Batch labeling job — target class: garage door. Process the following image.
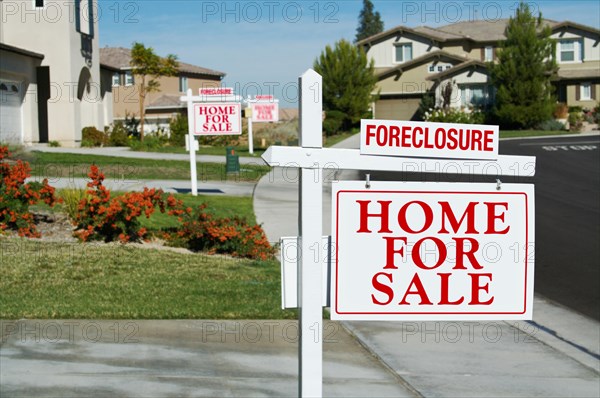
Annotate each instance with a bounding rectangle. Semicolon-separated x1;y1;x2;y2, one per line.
374;98;421;121
0;81;22;144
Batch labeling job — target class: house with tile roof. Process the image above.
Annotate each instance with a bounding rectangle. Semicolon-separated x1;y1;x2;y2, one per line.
358;19;600;121
99;47;225;132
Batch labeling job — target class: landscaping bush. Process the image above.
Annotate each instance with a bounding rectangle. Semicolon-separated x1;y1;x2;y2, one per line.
553;102;569;119
108;121;129;146
169;203;274;260
536;119;566;131
128;131;169;151
59;188;88;220
81;126;108;147
0;145;60;237
594;103;600;124
323;110;346;136
568;111;583;132
72;165;182;243
169;114;188;146
424;107;486;124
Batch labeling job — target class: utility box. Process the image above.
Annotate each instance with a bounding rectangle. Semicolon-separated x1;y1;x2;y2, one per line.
225;146;240;173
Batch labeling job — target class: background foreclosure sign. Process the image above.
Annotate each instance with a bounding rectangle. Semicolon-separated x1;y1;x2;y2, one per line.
361;120;499;160
193;102;241;135
331;181;535;321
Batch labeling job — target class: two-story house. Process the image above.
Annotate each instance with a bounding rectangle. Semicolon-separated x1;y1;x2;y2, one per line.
99;47;225;132
0;0;110;146
358;19;600;121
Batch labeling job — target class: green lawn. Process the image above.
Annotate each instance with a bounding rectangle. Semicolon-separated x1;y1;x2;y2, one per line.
16;152;269;182
134;145;266;158
0;238;293;319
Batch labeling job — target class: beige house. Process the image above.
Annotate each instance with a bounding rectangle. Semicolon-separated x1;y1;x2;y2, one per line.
358;19;600;121
99;47;225;132
0;0;110;147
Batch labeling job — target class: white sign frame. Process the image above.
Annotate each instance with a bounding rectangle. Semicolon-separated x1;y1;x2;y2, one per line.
192;102;242;136
331;181;535;321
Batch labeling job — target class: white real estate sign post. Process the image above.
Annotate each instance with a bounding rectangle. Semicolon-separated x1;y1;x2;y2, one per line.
262;69;536;397
181;88;242;195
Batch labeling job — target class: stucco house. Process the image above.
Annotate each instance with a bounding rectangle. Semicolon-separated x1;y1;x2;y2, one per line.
99;47;225;132
0;0;110;147
358;19;600;121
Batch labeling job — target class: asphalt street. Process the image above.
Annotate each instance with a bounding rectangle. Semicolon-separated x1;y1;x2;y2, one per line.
358;135;600;321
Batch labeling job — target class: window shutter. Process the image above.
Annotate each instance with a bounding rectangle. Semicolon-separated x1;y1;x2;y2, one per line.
592;85;597;100
480;48;484;61
493;47;496;60
75;0;80;32
88;0;94;38
576;85;580;101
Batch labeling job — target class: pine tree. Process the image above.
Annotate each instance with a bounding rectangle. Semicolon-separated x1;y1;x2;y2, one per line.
355;0;384;43
488;2;557;129
130;42;179;141
313;39;378;133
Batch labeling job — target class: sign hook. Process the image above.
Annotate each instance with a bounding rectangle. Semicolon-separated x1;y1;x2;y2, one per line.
366;173;371;189
496;179;502;191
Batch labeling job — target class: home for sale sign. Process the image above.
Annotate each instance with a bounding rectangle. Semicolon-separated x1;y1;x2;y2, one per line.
193;102;241;135
331;181;535;321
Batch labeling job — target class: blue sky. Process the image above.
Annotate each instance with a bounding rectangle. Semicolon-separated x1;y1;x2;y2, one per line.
99;0;600;107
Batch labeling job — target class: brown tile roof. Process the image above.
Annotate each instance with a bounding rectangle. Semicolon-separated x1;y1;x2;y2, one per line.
375;50;471;79
146;94;185;110
426;60;488;81
358;18;598;46
99;47;225;78
556;68;600;81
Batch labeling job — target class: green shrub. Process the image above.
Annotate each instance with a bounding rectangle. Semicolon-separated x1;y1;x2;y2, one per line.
323;110;347;136
108;121;129;146
536;119;566;131
169;114;188;146
416;92;435;121
568;112;583;132
48;140;61;147
424;107;486;124
128;132;169;151
568;106;583;113
81;126;108;147
59;188;88;220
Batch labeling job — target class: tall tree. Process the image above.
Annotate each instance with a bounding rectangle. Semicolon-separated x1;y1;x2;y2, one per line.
488;2;557;129
355;0;384;43
313;39;378;130
130;42;179;141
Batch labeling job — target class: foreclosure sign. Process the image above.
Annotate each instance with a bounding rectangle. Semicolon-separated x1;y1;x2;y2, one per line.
331;181;535;321
193;102;241;135
361;120;499;160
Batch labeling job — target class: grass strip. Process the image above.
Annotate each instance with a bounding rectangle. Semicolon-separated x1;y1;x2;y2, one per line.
15;152;270;182
0;238;293;319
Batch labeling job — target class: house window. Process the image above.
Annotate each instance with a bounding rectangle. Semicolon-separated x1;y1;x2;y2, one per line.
445;65;451;70
428;65;435;73
580;82;592;100
558;39;582;63
484;46;494;62
437;65;443;72
395;43;412;63
179;76;188;92
125;71;134;86
111;73;120;87
75;0;94;37
460;84;492;107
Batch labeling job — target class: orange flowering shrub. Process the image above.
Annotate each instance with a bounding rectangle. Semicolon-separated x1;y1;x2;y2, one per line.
169;203;275;260
0;145;60;237
72;165;183;243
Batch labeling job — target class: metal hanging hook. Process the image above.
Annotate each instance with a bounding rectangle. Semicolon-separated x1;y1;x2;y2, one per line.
366;173;371;189
496;179;502;191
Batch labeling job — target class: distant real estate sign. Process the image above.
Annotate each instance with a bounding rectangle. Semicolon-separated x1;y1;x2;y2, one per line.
251;99;279;123
361;120;499;160
331;181;535;321
192;102;241;135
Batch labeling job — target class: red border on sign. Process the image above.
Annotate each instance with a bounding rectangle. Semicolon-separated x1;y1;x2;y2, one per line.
334;190;530;315
192;102;242;136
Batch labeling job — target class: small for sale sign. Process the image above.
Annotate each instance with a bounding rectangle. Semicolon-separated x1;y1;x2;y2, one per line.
193;102;241;136
331;181;535;321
